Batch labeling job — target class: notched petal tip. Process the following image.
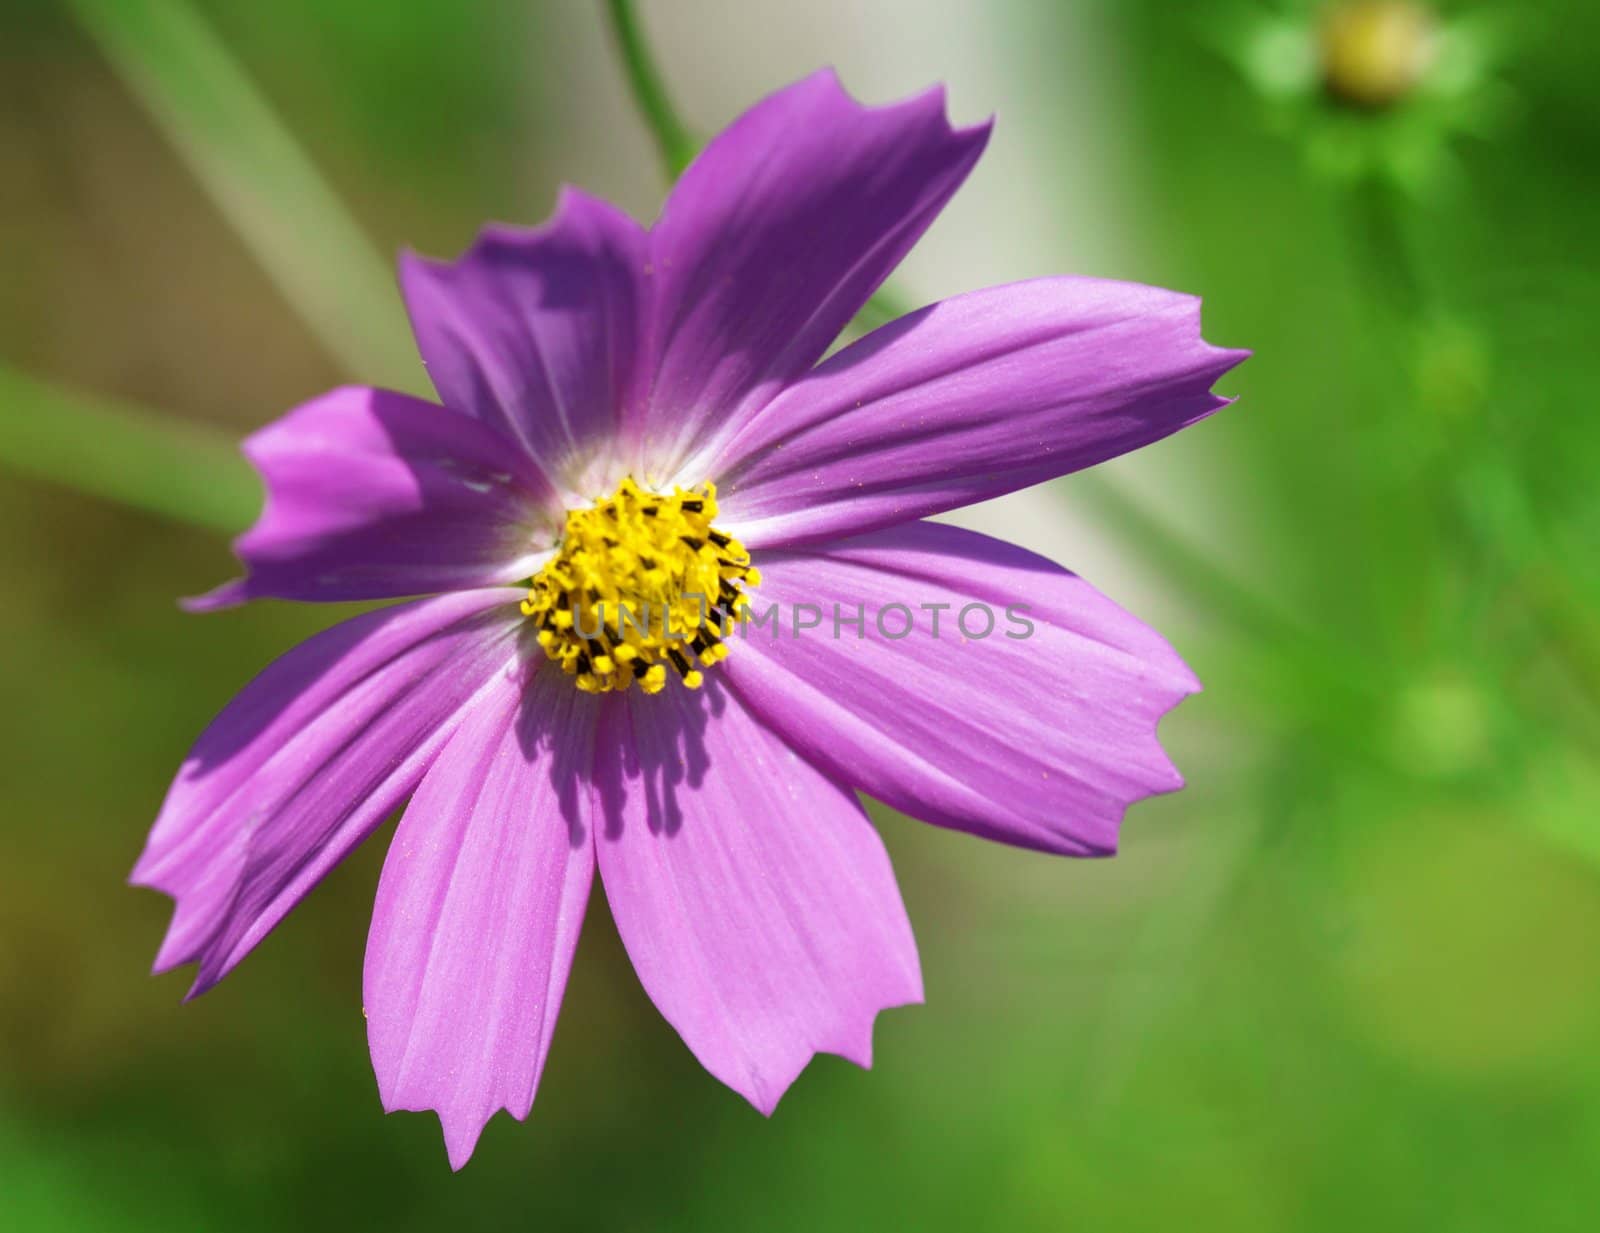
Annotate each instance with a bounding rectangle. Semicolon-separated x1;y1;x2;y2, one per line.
135;899;226;1002
441;1114;487;1173
371;1060;537;1173
402;183;647;273
797;64;995;147
904;81;997;150
375;1098;516;1173
666;67;994;227
835;983;927;1073
127;857;210;990
179;972;216;1005
1164;304;1251;433
1190;308;1252;382
373;1059;546;1170
179;579;248;613
734;988;925;1119
1110;668;1203;836
1203;347;1253;395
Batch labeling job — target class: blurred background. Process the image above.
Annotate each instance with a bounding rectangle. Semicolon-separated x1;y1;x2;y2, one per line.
3;0;1599;1228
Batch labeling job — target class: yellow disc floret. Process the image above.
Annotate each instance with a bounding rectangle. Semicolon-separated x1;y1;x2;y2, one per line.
521;478;760;694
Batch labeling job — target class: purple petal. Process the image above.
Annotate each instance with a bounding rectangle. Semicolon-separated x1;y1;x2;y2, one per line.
706;277;1248;548
401;186;650;492
365;666;597;1171
134;589;527;997
723;521;1199;855
646;68;990;475
188;387;559;610
594;682;921;1114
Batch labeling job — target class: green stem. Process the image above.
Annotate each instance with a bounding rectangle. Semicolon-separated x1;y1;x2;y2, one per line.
603;0;698;180
0;366;256;534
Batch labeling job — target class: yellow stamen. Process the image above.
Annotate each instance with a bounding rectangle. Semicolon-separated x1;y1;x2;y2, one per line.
523;478;759;694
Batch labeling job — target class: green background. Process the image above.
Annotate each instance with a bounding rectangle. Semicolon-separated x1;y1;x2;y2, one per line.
3;1;1598;1228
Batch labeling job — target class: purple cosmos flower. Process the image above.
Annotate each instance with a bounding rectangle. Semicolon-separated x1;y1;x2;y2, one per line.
135;69;1246;1168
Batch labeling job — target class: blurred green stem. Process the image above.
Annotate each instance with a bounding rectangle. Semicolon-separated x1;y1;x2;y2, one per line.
603;0;698;179
1349;179;1423;319
67;0;422;392
0;366;255;534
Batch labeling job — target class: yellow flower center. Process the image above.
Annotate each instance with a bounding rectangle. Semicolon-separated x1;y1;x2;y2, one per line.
521;478;760;695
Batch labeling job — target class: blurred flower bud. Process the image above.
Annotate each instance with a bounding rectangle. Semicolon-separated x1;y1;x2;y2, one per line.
1222;1;1511;191
1319;2;1440;109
